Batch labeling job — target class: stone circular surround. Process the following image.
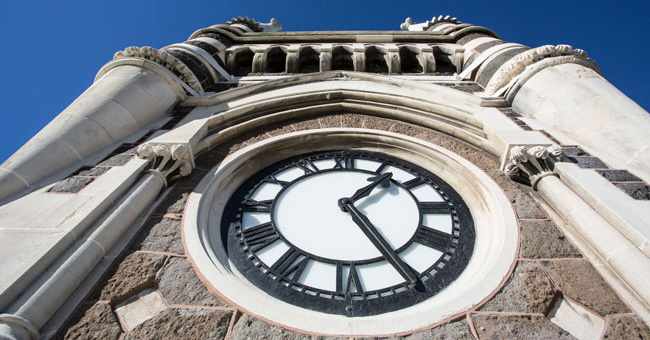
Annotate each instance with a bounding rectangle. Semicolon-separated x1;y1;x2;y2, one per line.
183;128;519;336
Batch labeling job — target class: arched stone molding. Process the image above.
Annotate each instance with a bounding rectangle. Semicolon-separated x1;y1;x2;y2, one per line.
331;45;354;71
227;46;255;76
364;45;388;73
391;45;426;73
110;46;205;94
484;44;598;97
176;72;512;160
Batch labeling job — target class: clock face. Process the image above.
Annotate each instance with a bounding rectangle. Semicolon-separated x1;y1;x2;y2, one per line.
222;150;474;316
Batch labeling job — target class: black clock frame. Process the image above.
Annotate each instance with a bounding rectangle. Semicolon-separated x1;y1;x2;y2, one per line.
222;150;475;317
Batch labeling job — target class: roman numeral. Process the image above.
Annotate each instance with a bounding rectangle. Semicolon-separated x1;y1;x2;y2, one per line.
419;201;450;214
296;160;318;174
271;248;308;282
265;175;289;187
242;222;280;252
403;177;425;189
242;199;273;212
337;263;363;296
414;226;451;252
333;153;354;169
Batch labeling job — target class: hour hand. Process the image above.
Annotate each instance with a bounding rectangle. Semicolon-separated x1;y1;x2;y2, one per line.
348;172;393;204
339;199;419;284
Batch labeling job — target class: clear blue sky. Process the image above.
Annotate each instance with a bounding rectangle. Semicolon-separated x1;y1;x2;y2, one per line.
1;0;648;163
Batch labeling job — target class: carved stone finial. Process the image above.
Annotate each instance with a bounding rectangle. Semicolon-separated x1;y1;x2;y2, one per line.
227;16;282;32
400;15;459;31
137;143;193;185
504;145;563;189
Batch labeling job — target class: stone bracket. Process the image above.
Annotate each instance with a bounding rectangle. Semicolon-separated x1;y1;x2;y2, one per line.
504;145;563;189
136;143;194;187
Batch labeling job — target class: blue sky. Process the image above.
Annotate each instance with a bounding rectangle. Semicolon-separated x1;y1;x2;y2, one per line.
1;0;648;163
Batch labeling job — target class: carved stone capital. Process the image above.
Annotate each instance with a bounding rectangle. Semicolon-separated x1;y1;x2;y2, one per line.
400;15;459;31
504;145;563;189
136;143;194;186
113;46;204;94
485;44;595;96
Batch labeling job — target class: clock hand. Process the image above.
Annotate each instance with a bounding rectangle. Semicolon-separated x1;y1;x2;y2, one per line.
338;198;419;284
339;173;392;213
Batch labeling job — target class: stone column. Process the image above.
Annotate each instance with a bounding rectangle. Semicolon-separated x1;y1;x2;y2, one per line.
511;62;650;183
0;64;180;204
0;143;193;340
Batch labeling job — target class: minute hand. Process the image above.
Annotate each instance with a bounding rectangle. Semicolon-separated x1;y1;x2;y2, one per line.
341;200;419;284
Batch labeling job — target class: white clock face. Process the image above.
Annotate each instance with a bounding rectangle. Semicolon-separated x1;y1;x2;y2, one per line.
224;150;474;316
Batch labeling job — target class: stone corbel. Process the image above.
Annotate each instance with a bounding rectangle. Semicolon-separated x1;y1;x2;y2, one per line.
136;143;194;187
504;145;563;189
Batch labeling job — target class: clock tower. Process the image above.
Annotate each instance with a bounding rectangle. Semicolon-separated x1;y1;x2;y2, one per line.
0;16;649;339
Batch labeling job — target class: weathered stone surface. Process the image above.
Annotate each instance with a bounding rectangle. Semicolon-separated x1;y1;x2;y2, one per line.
77;166;110;176
174;168;208;188
520;220;581;258
542;260;630;316
157;257;225;306
99;252;165;303
472;315;574;339
363;116;393;130
597;169;641;182
267;123;296;136
341;113;364;128
131;218;184;254
388;122;425;137
505;190;548;219
155;189;191;215
230;314;343;340
98;154;133;166
389;320;474;339
63;303;122;340
480;261;556;314
291;117;321;131
50;177;94;193
615;183;650;200
487;169;521;190
240;129;271;147
193;148;228;171
603;316;650;339
565;155;608;169
125;309;231;340
319;114;341;128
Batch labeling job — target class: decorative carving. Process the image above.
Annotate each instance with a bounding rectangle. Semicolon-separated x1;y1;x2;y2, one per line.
227;17;282;32
400;15;459;31
504;145;563;189
136;143;193;185
485;45;592;96
113;46;204;94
